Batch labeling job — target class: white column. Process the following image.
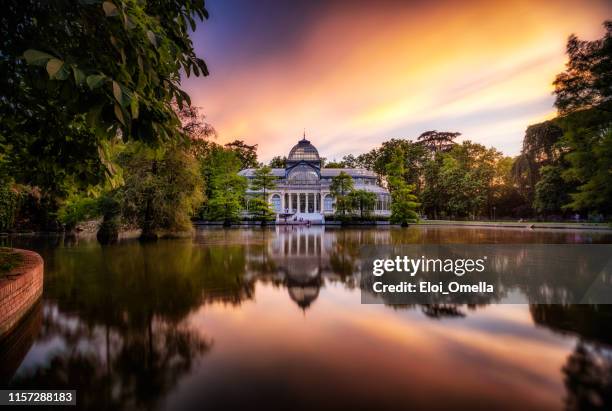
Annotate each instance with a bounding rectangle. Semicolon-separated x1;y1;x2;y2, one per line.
305;193;309;213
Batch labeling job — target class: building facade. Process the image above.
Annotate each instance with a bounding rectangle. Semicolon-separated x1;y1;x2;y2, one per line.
239;136;391;222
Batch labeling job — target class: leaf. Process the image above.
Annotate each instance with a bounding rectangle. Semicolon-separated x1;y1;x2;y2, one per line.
102;1;119;17
46;58;65;78
146;30;157;47
130;95;139;119
86;105;103;128
23;49;55;66
112;81;123;105
72;67;86;85
86;74;106;90
114;103;126;126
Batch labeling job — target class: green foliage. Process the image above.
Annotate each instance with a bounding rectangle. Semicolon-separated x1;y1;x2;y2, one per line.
0;248;22;274
357;138;428;190
1;0;209;226
0;180;20;231
117;143;203;236
560;118;612;214
57;194;100;231
534;166;571;214
512;121;564;206
12;0;209;142
386;149;419;225
524;21;612;217
330;172;354;218
203;149;247;225
250;166;277;194
224;140;258;169
249;165;277;223
420;141;502;219
269;156;287;168
247;197;276;223
554;21;612;115
348;189;377;219
96;194;121;243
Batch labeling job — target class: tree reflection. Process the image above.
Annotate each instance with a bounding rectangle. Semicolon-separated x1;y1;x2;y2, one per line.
10;306;212;410
531;305;612;411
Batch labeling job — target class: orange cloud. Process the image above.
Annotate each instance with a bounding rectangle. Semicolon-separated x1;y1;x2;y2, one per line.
187;0;611;161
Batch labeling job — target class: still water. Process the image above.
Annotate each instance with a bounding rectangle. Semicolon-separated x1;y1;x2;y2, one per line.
1;226;612;411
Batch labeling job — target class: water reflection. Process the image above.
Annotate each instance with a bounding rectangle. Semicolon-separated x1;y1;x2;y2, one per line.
0;226;611;410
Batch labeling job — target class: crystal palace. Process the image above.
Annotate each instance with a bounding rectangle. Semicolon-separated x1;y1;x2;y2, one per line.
239;135;391;223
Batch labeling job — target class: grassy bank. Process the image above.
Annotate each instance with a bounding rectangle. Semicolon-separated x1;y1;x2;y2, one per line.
0;248;22;276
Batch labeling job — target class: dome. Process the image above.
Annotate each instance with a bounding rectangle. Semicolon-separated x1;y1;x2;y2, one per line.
288;137;320;162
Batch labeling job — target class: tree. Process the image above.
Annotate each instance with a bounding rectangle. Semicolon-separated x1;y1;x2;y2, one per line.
225;140;258;169
358;139;428;191
117;143;203;239
330;172;354;219
512;121;564;207
386;149;419;226
534;165;571;215
549;22;612;216
324;161;345;168
560;121;612;215
341;154;359;168
0;0;209;227
417;130;460;152
249;166;277;224
205;150;247;226
57;194;100;236
348;189;376;219
553;21;612;115
269;156;287;168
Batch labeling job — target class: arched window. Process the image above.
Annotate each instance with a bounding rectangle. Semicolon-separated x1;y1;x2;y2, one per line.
288;164;319;185
324;195;333;212
271;194;282;212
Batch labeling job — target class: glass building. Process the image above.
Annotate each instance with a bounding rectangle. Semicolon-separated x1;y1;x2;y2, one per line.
239;135;391;223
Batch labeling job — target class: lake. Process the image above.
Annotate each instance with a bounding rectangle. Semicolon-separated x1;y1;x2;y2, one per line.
1;226;612;410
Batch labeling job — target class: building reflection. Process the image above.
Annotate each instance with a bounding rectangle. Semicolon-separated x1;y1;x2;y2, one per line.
244;226;382;309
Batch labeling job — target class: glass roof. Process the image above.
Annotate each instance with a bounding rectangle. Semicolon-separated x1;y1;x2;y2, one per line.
288;138;320;161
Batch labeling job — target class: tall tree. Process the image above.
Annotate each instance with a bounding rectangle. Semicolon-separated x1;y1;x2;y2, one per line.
553;21;612;115
205;149;247;226
347;189;376;219
0;0;209;225
330;172;354;219
417;131;460;152
533;165;571;215
550;22;612;216
386;149;419;226
249;165;277;224
117;143;204;239
512;121;564;207
268;156;287;168
225;140;258;169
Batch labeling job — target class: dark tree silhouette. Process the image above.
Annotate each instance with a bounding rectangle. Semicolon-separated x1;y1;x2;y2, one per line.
417;130;460;152
554;21;612;115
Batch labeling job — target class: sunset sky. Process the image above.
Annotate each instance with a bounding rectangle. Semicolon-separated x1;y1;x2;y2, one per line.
184;0;611;162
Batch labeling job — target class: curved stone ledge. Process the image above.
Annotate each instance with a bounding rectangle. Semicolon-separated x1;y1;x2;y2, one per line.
0;249;44;338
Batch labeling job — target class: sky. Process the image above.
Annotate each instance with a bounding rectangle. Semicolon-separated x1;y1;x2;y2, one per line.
183;0;612;162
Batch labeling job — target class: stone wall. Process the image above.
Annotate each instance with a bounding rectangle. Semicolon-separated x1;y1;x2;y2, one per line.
0;249;44;337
